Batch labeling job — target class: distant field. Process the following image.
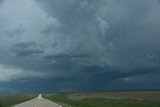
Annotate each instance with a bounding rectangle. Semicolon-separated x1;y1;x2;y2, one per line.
43;91;160;107
0;94;37;107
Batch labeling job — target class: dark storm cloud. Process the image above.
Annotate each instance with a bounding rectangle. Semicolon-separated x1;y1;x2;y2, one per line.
0;27;24;37
37;0;160;70
12;42;44;57
0;0;160;92
45;54;90;59
14;42;36;48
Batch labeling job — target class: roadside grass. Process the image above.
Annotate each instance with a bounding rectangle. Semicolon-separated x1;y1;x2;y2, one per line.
0;94;37;107
43;92;160;107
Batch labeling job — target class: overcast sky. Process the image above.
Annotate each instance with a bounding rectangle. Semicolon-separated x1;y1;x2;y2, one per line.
0;0;160;94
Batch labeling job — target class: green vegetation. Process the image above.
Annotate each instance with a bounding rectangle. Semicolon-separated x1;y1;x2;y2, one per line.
0;94;37;107
0;92;159;107
43;93;160;107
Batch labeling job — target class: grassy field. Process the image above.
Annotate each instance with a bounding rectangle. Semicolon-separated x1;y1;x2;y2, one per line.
0;94;37;107
0;92;159;107
43;91;160;107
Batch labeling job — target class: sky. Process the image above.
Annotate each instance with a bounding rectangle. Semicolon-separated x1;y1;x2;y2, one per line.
0;0;160;94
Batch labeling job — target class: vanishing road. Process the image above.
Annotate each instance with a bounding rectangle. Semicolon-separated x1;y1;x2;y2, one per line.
14;94;62;107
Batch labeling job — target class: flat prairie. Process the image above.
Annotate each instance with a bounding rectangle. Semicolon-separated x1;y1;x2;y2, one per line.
68;91;160;100
43;91;160;107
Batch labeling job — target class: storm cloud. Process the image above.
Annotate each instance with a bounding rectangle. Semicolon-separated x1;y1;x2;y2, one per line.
0;0;160;93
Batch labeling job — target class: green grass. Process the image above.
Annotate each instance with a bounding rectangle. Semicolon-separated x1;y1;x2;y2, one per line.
0;94;37;107
43;93;160;107
0;92;159;107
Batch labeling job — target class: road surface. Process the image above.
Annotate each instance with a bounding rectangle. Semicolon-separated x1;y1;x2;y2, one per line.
14;94;62;107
